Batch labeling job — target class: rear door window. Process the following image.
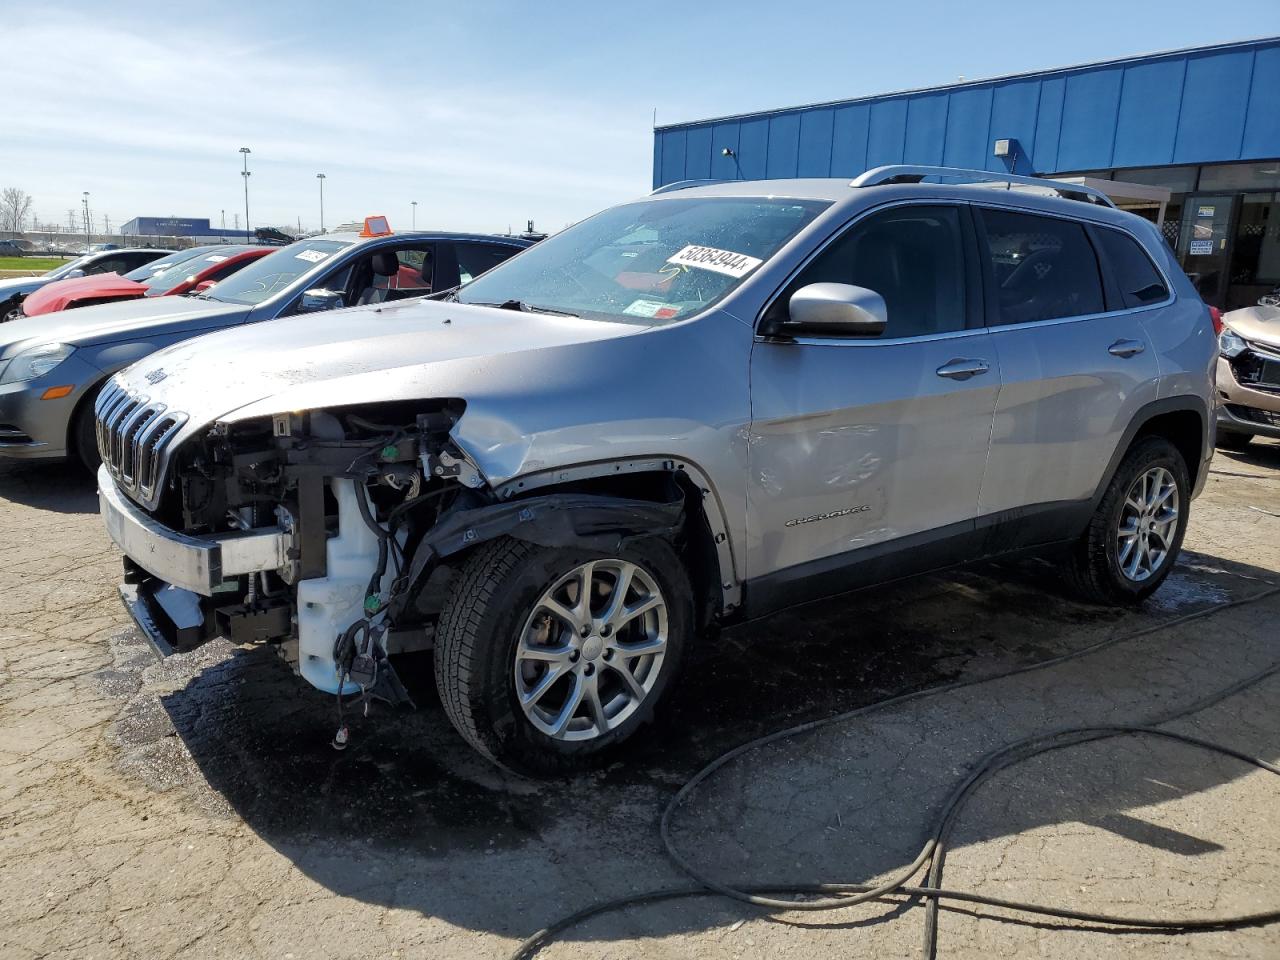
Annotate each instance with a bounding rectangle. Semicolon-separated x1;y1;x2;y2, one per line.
978;209;1105;325
1093;227;1169;308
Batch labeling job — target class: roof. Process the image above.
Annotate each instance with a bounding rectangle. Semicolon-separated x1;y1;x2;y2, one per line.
653;36;1280;188
314;230;533;246
655;37;1280;130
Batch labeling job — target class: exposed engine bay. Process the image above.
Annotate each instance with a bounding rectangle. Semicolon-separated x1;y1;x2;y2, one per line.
112;400;685;712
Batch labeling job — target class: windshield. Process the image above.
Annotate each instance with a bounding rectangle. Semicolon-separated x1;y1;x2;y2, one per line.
123;248;213;282
143;247;252;295
201;239;351;305
45;255;93;279
456;196;829;322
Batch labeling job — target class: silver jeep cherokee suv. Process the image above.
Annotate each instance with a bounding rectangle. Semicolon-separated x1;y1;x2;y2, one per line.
97;166;1215;774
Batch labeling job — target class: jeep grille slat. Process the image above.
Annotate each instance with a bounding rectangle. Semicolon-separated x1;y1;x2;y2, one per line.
94;380;188;509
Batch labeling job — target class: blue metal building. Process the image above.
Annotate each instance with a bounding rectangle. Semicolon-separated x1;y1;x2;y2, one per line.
119;216;250;241
653;37;1280;309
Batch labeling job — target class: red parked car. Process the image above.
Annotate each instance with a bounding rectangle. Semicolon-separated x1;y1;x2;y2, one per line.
19;245;274;317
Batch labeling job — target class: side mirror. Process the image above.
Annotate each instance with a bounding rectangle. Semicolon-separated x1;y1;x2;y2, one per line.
65;269;86;279
771;283;887;338
192;279;216;294
298;289;345;313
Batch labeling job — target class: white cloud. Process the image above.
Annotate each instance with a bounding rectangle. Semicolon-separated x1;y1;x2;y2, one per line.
4;13;655;234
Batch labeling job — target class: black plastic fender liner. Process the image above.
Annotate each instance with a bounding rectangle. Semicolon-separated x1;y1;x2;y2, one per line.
386;491;685;623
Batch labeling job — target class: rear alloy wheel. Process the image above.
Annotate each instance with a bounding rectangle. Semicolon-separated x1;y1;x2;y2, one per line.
1114;466;1180;583
1069;436;1189;604
434;536;690;774
0;299;22;323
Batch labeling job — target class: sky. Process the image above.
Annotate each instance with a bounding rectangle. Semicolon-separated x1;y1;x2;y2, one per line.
3;1;1278;237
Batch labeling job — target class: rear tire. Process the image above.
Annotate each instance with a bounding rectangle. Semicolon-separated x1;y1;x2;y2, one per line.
1069;436;1190;605
433;535;691;775
1215;430;1254;451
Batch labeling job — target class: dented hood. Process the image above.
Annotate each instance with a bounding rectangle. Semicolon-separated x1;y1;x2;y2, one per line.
111;296;639;437
1223;303;1280;348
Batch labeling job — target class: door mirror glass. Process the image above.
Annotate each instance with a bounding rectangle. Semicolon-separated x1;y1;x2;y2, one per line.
779;283;887;337
65;268;85;279
298;289;345;313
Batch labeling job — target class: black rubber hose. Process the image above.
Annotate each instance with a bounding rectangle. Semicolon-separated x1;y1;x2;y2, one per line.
509;585;1280;960
352;480;389;604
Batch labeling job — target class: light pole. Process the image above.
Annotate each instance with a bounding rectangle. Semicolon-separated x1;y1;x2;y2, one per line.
316;173;326;233
239;146;252;240
411;200;417;229
81;192;90;249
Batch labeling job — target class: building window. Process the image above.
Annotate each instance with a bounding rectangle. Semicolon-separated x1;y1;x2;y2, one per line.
1199;162;1280;193
1111;166;1199;193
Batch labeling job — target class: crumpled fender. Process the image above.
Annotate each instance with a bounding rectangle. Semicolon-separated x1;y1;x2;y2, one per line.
386;491;684;623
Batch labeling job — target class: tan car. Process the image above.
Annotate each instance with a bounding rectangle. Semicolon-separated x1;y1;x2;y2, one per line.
1217;304;1280;449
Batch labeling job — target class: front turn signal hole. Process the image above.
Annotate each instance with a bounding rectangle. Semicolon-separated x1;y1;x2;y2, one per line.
41;385;74;400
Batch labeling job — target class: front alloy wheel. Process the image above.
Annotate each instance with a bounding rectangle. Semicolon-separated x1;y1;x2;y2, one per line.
434;537;690;774
515;559;668;742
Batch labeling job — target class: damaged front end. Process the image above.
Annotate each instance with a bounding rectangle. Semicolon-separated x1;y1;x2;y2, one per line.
98;395;684;705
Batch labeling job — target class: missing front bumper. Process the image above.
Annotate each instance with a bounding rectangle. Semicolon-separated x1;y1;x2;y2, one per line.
98;464;292;595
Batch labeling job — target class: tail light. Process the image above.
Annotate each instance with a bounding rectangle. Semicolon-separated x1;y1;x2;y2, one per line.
1209;306;1223;335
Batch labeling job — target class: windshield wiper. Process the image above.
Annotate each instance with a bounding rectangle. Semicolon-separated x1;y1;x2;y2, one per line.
465;298;579;317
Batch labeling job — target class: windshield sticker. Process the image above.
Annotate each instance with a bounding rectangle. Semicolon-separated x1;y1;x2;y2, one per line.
295;249;329;263
205;255;228;263
623;298;681;319
666;244;763;279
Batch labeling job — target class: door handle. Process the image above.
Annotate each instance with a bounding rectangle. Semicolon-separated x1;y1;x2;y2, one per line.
936;358;991;381
1108;339;1146;358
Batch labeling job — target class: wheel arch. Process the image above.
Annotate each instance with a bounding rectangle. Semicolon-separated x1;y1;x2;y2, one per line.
1092;396;1209;508
492;457;741;623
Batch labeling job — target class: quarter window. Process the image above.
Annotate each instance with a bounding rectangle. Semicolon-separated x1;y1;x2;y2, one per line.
776;205;968;338
1093;227;1169;308
979;209;1105;325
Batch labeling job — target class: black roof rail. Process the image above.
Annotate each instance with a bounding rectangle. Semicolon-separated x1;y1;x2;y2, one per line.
851;165;1118;208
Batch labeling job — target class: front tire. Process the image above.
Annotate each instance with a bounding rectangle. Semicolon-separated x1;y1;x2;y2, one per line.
434;535;691;775
1069;436;1190;604
70;393;102;473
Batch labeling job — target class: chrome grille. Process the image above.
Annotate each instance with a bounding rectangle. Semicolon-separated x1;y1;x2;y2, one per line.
94;379;188;508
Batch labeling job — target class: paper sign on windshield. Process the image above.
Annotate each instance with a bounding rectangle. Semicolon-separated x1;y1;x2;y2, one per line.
666;245;763;279
295;249;328;263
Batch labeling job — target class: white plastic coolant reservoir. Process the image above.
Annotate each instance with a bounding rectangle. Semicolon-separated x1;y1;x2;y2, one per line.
296;478;390;694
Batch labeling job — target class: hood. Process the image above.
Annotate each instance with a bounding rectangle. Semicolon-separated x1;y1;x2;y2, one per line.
1223;304;1280;347
20;273;146;317
110;297;640;433
0;294;239;358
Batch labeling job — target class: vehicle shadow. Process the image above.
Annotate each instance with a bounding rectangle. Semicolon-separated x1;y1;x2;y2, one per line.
0;459;98;514
113;547;1280;947
1215;435;1280;471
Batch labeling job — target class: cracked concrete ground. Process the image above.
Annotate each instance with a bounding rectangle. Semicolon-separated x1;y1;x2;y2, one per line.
1;440;1279;959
